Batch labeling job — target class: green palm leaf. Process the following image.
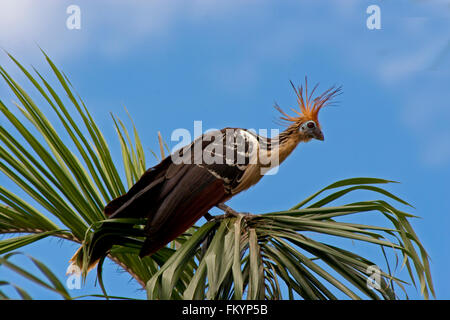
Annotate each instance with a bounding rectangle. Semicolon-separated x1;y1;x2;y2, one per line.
0;51;163;287
142;178;434;299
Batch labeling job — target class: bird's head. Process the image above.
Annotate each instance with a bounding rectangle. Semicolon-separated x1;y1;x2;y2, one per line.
275;78;342;142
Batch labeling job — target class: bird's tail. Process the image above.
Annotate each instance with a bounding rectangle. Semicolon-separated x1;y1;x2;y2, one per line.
68;245;100;276
67;226;115;277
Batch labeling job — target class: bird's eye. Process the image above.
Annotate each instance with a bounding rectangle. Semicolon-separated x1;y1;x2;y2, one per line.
307;122;315;129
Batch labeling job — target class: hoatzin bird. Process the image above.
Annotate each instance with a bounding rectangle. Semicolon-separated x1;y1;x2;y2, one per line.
69;79;341;274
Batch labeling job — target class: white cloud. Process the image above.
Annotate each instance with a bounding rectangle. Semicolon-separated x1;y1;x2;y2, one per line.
0;0;262;62
378;40;446;84
421;132;450;167
0;1;86;64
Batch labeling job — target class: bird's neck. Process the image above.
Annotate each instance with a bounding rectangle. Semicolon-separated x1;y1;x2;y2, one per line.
274;125;308;164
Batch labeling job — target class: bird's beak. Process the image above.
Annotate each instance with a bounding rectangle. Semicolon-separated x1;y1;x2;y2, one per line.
313;128;324;141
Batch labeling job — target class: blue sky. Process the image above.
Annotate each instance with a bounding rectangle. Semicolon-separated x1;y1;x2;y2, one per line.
0;0;449;299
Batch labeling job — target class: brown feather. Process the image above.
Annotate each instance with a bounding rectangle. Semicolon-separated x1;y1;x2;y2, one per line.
104;156;173;218
139;166;227;257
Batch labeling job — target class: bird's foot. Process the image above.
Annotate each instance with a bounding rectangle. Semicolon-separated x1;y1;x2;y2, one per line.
216;203;240;217
208;203;252;221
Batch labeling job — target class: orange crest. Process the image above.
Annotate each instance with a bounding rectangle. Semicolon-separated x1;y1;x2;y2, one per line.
275;77;342;128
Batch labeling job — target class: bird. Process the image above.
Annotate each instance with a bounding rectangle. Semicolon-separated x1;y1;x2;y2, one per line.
69;78;341;274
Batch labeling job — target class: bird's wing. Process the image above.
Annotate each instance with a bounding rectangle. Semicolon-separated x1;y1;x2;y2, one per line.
194;127;261;193
139;163;227;256
104;156;174;218
103;128;263;257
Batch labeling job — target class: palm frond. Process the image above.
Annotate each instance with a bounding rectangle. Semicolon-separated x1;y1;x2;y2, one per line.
0;252;71;300
0;51;164;286
143;178;434;300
